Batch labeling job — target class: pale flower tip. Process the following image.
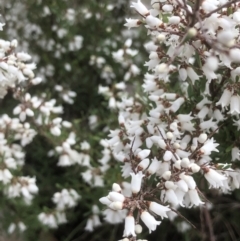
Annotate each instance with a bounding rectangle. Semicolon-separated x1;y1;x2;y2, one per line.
198;133;207;143
157;34;165;42
165;181;175;189
112;183;122;192
156;63;168;73
166;131;173;140
189;163;200;173
188;27;197;37
181;158;190;168
162;171;171;180
109;201;123;210
135;224;142;234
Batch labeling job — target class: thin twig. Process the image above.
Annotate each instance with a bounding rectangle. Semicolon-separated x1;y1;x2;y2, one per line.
222;219;237;241
202;206;216;241
171;207;197;229
203;0;238;19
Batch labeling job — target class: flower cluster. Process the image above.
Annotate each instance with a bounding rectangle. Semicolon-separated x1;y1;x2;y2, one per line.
100;0;240;240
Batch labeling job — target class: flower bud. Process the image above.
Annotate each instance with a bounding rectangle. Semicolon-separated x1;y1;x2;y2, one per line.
163;150;172;161
188;27;197;37
109;201;123;210
108;192;125;202
135;224;142;234
166;132;173;140
162;171;171;180
137;158;150;171
112;183;121;192
189;163;200;173
165;181;175;189
181;158;190;168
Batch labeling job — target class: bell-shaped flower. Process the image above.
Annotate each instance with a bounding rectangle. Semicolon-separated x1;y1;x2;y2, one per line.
176;179;188;193
140;211;161;233
216;89;232;109
130;171;145;194
202;56;218;81
180;173;196;189
188;189;204;207
204;168;227;188
123;215;136;237
186;67;199;84
131;0;149;16
124;18;141;29
200;138;219;155
229;95;240;115
148;202;170;219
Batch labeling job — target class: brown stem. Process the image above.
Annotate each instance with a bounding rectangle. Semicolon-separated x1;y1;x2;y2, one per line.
170;207;197;229
203;0;239;19
202;206;216;241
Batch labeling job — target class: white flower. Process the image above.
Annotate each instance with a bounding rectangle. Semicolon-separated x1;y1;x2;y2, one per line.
233;119;240;131
200;138;219;155
149;202;170;219
137;158;150;171
164;189;179;206
130;171;145;194
123;215;136;237
52;189;80;210
0;169;13;184
0;22;5;31
124;19;141;29
99;196;111;205
147;158;161;175
229;95;240;115
135;224;142;234
186;67;199;84
112;183;122;192
168;16;180;24
85;218;94;231
198;133;208;143
231;147;240;161
188;189;204;207
38;213;58;228
162;4;173;12
103;209;127;224
204;168;227;188
109;201;124;210
131;0;149;16
170;97;185;112
136;149;150;160
163;150;173;161
140;211;161;233
145;15;162;27
230;48;240;63
108;191;125;202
